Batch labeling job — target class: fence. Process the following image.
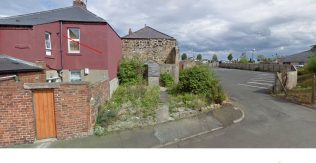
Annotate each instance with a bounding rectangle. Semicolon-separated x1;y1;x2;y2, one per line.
219;63;294;72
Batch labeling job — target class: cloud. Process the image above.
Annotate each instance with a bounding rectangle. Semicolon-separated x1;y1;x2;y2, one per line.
1;0;315;60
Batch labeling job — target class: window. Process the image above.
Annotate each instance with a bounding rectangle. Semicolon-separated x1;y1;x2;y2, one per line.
70;71;82;82
45;32;52;56
68;28;80;53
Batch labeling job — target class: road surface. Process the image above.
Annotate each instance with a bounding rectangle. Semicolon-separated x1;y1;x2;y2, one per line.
166;68;316;148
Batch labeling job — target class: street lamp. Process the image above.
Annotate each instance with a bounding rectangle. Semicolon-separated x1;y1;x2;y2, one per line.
252;49;256;63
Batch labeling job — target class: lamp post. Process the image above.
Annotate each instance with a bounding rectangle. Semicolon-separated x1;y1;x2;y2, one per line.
252;49;256;63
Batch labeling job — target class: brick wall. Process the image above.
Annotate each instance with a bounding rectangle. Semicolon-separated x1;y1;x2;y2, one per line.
0;72;109;147
54;83;91;140
54;80;109;140
89;80;110;125
0;72;46;147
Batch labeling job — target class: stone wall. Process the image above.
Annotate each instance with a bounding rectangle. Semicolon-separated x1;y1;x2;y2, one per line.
160;64;179;83
122;39;179;64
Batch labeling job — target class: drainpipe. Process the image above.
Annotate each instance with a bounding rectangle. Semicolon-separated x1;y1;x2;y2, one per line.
59;21;64;82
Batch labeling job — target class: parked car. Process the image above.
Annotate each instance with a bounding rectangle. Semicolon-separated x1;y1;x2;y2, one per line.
294;65;304;69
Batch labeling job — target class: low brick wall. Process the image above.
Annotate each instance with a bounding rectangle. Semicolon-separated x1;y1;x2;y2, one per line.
0;73;109;147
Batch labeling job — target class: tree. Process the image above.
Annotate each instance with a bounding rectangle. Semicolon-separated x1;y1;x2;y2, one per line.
307;56;316;104
197;54;203;61
181;53;188;60
212;54;218;62
227;53;233;62
239;53;248;64
256;54;266;62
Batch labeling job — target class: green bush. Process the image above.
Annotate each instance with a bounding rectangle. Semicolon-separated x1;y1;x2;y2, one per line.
118;58;145;85
177;65;218;95
160;72;174;88
307;56;316;74
94;124;106;136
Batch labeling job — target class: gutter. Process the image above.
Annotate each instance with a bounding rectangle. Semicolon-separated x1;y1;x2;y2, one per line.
0;75;17;81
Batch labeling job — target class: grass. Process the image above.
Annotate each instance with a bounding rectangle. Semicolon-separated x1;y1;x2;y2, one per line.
97;83;160;128
168;93;209;113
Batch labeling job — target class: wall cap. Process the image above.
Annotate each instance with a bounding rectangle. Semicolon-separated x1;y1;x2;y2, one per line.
24;83;60;89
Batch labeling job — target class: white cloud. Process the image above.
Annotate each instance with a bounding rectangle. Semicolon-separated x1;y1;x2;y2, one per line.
0;0;315;60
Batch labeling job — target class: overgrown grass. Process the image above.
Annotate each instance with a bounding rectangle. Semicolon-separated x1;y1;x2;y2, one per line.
97;83;160;127
160;72;174;88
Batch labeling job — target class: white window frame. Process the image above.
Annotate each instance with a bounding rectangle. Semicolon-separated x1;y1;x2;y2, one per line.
45;32;52;56
70;70;82;82
67;28;80;54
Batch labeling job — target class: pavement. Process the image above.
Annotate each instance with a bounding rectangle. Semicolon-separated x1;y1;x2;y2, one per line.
164;68;316;148
15;103;242;148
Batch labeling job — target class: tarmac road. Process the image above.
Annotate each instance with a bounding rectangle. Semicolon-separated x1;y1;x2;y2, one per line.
166;68;316;148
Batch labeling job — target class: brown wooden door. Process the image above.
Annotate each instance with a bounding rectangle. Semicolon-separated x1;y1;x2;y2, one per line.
34;89;57;140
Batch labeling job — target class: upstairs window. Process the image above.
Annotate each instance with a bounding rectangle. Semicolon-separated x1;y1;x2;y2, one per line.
45;32;52;56
68;28;80;53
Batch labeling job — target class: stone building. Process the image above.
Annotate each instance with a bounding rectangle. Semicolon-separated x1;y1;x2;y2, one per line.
122;26;179;64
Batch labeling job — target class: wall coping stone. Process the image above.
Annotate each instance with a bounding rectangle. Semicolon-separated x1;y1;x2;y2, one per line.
24;83;60;89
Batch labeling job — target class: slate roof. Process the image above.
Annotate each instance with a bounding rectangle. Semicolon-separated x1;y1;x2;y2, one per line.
0;55;43;74
0;6;106;26
123;26;175;40
282;49;316;63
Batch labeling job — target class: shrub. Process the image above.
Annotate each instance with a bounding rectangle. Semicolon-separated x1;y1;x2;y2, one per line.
160;72;174;88
118;58;145;85
307;56;316;74
94;124;106;136
298;68;309;76
177;65;218;95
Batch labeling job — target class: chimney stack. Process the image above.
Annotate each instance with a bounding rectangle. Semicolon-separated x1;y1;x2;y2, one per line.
73;0;87;9
128;28;133;35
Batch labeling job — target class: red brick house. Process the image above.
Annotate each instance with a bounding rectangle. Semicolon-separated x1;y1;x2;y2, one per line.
0;0;122;95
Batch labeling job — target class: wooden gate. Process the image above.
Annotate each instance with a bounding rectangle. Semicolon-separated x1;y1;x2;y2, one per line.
33;89;57;140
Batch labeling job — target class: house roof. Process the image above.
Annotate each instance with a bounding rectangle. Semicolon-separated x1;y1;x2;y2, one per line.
123;26;175;40
282;50;316;63
0;6;106;26
0;55;43;74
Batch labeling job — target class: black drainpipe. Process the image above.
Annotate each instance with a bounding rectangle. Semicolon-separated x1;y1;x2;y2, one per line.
59;21;64;82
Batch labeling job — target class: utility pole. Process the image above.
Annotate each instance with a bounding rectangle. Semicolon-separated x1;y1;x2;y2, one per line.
313;73;315;104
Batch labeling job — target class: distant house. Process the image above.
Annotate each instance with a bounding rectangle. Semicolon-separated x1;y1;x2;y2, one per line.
122;25;179;64
0;0;122;94
282;45;316;65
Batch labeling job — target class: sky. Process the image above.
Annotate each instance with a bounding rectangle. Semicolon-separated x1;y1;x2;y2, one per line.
0;0;316;60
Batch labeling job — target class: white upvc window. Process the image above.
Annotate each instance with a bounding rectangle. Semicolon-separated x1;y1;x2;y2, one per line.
68;28;80;53
70;70;82;82
45;32;52;56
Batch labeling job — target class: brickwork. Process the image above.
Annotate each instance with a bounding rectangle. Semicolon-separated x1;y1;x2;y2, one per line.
54;83;91;140
0;72;45;147
0;72;109;147
122;39;179;64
